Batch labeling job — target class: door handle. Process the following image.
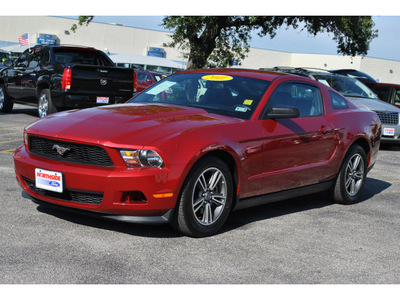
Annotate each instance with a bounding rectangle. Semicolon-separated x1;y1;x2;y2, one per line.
319;125;332;134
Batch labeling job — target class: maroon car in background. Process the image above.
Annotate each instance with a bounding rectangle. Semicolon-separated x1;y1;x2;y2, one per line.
369;82;400;108
134;70;166;93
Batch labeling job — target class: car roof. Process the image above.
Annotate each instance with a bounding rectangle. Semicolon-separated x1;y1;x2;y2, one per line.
31;44;97;51
177;68;293;81
260;66;355;81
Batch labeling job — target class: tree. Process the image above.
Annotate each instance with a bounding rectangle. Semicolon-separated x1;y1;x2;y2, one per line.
70;16;94;32
71;16;378;70
162;16;378;69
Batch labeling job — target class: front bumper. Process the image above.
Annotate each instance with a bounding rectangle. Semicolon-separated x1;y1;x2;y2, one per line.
380;124;400;143
13;145;184;222
22;191;173;224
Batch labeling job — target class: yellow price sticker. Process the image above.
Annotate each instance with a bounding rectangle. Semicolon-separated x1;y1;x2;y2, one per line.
202;75;233;81
243;99;253;105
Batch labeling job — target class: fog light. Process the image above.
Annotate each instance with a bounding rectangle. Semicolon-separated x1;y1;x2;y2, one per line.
121;191;147;203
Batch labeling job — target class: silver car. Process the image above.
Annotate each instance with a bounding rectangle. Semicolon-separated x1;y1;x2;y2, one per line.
312;73;400;144
262;68;400;144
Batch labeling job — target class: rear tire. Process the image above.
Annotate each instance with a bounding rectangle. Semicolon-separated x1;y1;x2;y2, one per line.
38;89;57;118
0;84;13;113
333;145;367;205
172;156;234;237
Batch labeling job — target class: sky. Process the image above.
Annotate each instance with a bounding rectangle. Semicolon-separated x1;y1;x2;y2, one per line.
9;0;400;61
90;15;400;62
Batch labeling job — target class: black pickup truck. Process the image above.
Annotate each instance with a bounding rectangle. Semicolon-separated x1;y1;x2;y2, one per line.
0;45;134;117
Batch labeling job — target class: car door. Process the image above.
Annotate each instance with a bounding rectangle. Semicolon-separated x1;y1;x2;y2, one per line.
5;50;31;101
260;81;337;194
5;49;40;103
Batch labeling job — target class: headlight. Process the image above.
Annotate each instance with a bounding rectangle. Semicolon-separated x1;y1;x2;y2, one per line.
120;149;164;168
24;130;29;148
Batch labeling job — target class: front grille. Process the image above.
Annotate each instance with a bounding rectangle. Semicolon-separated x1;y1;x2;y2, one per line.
29;136;114;167
374;111;399;125
23;177;103;205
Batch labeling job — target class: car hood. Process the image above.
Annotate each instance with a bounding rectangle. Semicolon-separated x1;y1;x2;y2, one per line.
347;97;400;112
26;104;241;148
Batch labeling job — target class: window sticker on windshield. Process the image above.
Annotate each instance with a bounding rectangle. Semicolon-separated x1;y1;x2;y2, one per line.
202;75;233;81
145;80;176;95
243;99;253;105
235;106;251;112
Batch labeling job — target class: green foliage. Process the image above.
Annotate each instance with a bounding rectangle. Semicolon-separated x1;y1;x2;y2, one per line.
162;16;378;69
71;16;378;70
70;16;94;32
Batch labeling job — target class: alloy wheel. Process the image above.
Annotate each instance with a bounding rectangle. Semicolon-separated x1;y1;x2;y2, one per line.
345;153;365;196
191;167;227;226
38;93;49;118
0;87;4;110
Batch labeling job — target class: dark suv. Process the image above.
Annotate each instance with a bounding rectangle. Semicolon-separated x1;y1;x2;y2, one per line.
330;69;376;86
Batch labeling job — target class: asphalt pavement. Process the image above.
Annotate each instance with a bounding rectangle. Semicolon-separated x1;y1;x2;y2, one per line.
1;104;399;287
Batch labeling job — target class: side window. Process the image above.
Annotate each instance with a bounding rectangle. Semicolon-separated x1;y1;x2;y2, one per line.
27;49;42;69
42;49;51;66
267;82;324;117
16;51;30;68
137;72;145;81
145;74;153;82
394;89;400;106
329;91;349;109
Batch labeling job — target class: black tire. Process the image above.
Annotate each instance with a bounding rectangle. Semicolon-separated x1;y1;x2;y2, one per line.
333;145;367;205
172;156;234;237
0;84;13;113
38;89;57;118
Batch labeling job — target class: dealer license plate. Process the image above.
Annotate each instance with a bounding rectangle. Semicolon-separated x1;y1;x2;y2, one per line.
383;128;395;136
35;168;63;193
97;97;109;104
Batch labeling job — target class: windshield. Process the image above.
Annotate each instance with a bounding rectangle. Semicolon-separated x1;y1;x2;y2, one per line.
129;73;271;119
313;74;378;99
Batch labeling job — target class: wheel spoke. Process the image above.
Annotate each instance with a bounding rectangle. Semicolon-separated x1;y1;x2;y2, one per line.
198;174;208;192
202;203;213;224
350;179;356;195
208;170;222;191
193;197;205;213
352;155;361;170
211;193;225;206
354;171;364;179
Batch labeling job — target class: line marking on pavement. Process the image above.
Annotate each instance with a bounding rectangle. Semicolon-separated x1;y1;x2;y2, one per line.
0;132;20;137
0;126;25;130
0;149;15;154
0;139;23;144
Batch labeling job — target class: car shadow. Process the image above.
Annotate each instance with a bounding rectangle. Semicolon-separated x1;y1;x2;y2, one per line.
5;106;38;118
222;177;391;234
32;177;391;238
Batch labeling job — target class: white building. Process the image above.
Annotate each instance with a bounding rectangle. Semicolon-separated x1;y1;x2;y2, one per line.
1;16;399;83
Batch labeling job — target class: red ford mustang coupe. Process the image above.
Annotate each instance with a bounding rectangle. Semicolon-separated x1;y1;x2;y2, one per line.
13;69;381;237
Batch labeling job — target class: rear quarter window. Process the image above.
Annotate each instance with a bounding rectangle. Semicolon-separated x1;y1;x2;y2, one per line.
330;91;349;109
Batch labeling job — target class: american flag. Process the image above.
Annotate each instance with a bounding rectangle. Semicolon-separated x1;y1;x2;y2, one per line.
18;33;29;46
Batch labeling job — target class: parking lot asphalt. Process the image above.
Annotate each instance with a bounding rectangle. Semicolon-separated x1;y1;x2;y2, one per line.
1;104;399;285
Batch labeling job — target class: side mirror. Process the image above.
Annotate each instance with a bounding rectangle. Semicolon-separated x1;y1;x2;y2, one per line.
3;59;13;67
264;107;300;119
